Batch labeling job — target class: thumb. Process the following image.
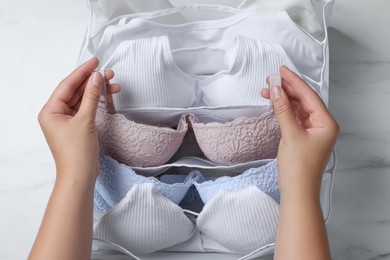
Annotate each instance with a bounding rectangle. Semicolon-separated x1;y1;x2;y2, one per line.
78;71;102;119
270;83;301;140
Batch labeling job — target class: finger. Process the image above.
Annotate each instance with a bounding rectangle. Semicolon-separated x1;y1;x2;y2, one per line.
263;86;310;128
72;98;82;113
50;58;99;103
68;81;120;108
280;66;327;114
69;83;120;117
290;99;310;125
104;70;115;81
280;66;336;126
77;72;102;119
107;83;121;94
270;82;302;139
260;88;270;99
101;70;119;95
67;66;119;106
69;106;79;117
106;94;116;113
98;70;119;94
68;78;88;107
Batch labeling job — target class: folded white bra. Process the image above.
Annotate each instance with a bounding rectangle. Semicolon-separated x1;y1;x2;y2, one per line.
98;35;300;109
92;153;335;257
93;153;280;255
94;183;280;255
93;6;325;105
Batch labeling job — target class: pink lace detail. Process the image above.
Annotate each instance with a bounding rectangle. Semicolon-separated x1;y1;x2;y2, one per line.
96;108;188;167
189;110;281;166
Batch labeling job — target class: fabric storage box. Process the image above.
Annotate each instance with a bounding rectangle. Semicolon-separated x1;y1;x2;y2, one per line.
76;0;336;259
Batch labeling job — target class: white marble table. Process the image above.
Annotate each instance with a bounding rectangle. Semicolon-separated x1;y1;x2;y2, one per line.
0;0;389;259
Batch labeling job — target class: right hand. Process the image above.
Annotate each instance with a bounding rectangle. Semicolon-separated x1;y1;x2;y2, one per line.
261;66;339;199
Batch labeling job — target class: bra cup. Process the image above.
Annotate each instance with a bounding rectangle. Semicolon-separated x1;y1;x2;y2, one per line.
190;111;281;165
196;186;280;254
93;183;197;254
199;36;299;107
96;109;188;167
93;187;112;213
194;159;280;205
103;37;197;109
94;153;194;213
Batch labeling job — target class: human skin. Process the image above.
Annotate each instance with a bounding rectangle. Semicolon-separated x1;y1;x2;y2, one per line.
29;60;338;260
261;66;339;260
28;58;120;260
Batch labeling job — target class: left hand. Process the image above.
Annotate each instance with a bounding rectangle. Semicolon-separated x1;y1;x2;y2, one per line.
38;58;120;183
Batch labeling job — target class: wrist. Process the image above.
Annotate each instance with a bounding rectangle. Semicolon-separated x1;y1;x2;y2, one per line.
55;157;99;179
278;168;323;204
279;187;321;208
55;168;97;192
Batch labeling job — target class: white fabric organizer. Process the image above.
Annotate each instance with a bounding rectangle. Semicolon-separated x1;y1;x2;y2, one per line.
77;0;336;259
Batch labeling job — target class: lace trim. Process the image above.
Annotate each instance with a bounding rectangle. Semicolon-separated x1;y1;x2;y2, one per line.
190;110;281;165
96;107;188;167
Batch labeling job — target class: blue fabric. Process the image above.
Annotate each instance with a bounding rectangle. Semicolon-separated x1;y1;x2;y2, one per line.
194;159;280;204
179;185;205;213
94;153;280;213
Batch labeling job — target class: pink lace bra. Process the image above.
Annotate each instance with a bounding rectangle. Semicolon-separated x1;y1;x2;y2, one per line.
94;35;291;167
95;99;281;167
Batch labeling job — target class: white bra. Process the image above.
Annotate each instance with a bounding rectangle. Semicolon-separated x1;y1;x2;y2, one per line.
94;183;280;255
92;157;335;258
94;6;323;92
99;34;299;110
80;3;334;105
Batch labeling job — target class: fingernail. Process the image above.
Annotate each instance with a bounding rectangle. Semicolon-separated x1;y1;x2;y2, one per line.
269;74;281;87
92;72;102;86
269;74;282;100
271;85;281;99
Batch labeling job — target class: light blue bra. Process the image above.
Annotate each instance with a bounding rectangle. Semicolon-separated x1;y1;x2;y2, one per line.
94;153;280;213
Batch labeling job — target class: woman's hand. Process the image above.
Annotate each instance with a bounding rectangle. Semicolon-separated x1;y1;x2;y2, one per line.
262;66;338;260
261;66;339;198
30;58;120;260
38;58;120;183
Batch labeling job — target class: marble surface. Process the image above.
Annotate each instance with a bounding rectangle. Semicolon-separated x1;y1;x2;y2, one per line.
0;0;389;259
